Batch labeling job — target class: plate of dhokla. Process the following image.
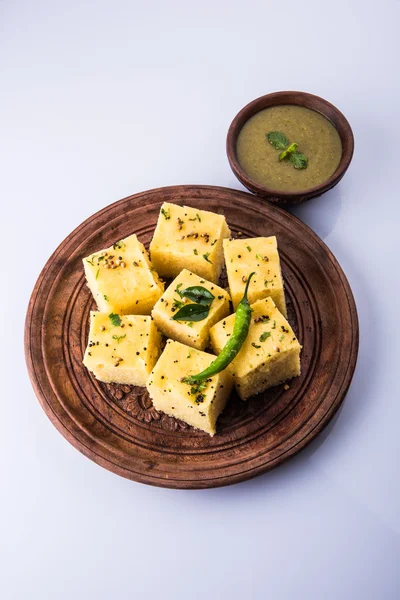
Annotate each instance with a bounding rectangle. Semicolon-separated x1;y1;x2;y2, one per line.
25;185;358;488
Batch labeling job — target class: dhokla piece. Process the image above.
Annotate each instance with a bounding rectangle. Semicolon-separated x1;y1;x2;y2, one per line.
223;236;286;315
83;312;162;386
210;297;301;400
83;234;164;315
147;340;233;436
151;269;231;350
149;202;231;283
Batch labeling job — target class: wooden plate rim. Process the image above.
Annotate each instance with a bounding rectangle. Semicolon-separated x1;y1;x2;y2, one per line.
25;185;359;489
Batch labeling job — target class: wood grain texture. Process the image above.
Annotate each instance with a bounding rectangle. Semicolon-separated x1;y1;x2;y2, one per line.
226;91;354;204
25;185;358;489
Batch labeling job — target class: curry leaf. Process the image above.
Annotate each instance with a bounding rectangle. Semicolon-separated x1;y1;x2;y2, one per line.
179;286;215;306
172;304;210;322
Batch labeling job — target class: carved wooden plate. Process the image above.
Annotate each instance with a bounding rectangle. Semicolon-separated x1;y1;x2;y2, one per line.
25;185;358;489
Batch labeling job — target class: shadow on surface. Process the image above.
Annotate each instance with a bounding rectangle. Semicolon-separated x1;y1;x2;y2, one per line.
286;185;342;240
207;404;346;499
199;243;375;500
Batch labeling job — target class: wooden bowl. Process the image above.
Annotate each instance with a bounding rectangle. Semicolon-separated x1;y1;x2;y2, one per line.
226;91;354;205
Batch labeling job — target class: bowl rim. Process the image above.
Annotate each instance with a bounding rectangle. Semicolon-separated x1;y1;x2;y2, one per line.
226;90;354;202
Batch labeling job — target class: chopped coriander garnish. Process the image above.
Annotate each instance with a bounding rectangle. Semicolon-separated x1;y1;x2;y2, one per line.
175;282;183;297
203;252;212;263
113;240;126;250
189;213;201;222
95;269;100;279
279;334;285;342
86;256;95;266
172;298;185;310
109;313;122;327
187;379;207;404
112;334;126;344
251;342;261;349
264;279;274;287
193;249;198;255
259;331;271;342
211;239;217;246
272;320;276;329
104;295;109;301
190;380;206;394
161;208;171;220
246;245;252;252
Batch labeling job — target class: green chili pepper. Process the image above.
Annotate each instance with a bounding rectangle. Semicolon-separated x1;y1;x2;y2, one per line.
183;272;255;383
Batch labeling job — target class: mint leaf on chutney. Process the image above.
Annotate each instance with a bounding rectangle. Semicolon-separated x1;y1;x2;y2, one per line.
290;151;308;169
279;142;298;161
267;131;308;170
267;131;289;150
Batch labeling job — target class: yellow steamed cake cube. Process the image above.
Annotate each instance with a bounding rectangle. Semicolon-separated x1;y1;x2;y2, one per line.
83;234;164;315
83;312;162;386
223;236;286;315
150;202;230;283
147;340;233;436
151;269;231;350
210;297;300;400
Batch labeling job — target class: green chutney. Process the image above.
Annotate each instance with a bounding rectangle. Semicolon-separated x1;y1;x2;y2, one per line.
236;105;342;193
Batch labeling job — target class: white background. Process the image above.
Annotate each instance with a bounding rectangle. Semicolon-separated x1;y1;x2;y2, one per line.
1;1;399;599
